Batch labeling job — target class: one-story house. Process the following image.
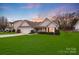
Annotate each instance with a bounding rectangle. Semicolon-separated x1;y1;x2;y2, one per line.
73;20;79;31
5;22;13;32
6;18;59;34
34;18;59;33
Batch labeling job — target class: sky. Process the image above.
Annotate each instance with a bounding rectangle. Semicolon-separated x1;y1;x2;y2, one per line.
0;3;79;21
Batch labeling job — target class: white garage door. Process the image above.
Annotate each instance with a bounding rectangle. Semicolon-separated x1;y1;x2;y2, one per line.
19;27;33;34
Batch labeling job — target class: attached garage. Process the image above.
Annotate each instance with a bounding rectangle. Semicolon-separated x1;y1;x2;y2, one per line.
15;20;35;34
19;27;33;34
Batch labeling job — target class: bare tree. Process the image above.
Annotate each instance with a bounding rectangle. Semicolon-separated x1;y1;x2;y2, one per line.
0;16;8;31
52;11;79;30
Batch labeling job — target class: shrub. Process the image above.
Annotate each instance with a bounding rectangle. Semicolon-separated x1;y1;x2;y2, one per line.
9;30;11;32
55;30;60;35
17;29;21;33
38;32;53;35
31;30;35;33
12;29;15;32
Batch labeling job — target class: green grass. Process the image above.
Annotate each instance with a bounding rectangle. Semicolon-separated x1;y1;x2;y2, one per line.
0;32;15;35
0;31;79;55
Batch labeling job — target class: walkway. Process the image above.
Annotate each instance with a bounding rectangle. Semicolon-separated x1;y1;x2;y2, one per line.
0;33;31;38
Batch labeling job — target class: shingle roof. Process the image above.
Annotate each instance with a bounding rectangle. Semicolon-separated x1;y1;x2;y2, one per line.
18;20;41;27
24;20;41;27
38;18;52;27
12;18;59;28
73;20;79;27
13;20;22;23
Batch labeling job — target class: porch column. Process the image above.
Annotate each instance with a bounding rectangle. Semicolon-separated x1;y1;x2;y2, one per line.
43;27;44;32
46;27;49;32
48;27;49;32
44;27;46;32
45;27;46;32
46;27;48;32
46;27;47;32
40;28;42;32
42;27;43;32
42;27;45;32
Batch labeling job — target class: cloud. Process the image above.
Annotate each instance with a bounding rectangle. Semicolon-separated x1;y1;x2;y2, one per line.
20;3;41;9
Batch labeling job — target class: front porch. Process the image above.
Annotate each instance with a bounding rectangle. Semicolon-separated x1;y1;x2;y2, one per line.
34;27;56;33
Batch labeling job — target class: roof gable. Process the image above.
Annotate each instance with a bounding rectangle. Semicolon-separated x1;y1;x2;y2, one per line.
39;18;51;27
74;20;79;27
13;20;23;29
19;20;30;27
47;22;59;28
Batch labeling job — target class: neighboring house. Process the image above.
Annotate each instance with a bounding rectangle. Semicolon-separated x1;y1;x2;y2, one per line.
6;18;59;34
73;20;79;31
5;22;13;31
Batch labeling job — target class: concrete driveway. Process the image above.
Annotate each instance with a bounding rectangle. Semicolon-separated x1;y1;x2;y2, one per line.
0;33;30;38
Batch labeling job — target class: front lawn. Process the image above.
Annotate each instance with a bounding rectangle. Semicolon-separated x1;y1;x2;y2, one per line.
0;31;79;55
0;32;16;35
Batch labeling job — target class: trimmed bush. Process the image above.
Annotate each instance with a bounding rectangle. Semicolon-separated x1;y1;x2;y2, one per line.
9;30;11;32
55;30;60;35
12;29;15;32
17;29;21;33
38;32;53;35
30;30;35;33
